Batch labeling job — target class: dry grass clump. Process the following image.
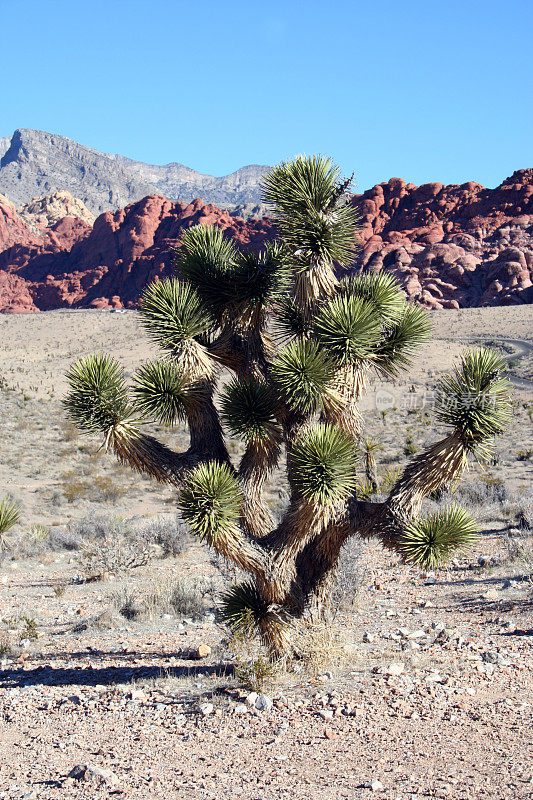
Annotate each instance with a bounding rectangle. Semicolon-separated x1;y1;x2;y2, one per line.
135;514;191;558
144;576;215;619
61;470;127;504
294;619;348;677
111;576;217;621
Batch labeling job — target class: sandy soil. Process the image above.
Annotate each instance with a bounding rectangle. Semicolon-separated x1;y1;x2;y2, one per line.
0;305;532;799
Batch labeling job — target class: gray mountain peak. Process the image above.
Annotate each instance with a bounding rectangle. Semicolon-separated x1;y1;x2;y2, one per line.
0;129;269;215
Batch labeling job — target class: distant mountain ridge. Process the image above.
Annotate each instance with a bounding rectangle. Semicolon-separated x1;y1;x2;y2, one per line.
0;129;268;215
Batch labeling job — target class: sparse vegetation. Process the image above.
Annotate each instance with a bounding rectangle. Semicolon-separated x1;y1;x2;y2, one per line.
76;517;155;580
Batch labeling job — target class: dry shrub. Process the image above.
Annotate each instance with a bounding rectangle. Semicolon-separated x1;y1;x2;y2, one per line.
136;514;191;558
294;619;347;677
143;576;215;619
506;530;533;583
76;517;154;580
516;492;533;531
112;586;141;620
0;629;13;657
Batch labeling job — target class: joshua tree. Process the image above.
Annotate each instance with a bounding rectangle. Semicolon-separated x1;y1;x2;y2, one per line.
363;437;381;494
64;155;511;654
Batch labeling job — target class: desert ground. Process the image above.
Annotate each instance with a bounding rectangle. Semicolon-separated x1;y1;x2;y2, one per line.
0;305;532;800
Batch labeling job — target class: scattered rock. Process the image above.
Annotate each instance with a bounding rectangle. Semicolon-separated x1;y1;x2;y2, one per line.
386;662;405;677
363;779;384;791
255;694;273;712
67;763;118;788
194;644;212;659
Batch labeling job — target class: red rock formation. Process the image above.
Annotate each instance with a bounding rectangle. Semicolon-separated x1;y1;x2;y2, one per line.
0;196;42;252
355;169;533;308
0;195;272;312
0;171;531;312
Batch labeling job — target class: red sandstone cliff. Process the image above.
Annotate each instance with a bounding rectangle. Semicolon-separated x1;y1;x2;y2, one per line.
0;169;531;313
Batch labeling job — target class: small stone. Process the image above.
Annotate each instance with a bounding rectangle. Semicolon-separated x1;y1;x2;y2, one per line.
194;644;212;659
234;703;248;715
364;779;384;791
386;662;404;677
363;632;375;643
67;763;118;788
245;692;258;707
255;694;273;712
407;629;427;639
199;702;214;716
482;650;499;664
130;689;147;701
318;709;333;721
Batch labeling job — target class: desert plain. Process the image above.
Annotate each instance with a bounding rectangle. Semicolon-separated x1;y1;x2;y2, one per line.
0;304;531;799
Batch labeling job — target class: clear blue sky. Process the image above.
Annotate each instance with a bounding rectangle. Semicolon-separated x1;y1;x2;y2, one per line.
2;0;531;191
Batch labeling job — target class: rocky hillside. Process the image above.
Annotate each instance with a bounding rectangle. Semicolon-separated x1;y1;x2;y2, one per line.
0;170;531;313
356;169;533;308
0;129;268;215
0;195;271;312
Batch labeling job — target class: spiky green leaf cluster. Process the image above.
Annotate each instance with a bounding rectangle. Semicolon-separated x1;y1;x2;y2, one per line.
289;423;358;506
0;498;21;550
175;226;290;325
272;296;311;343
139;278;213;354
374;304;432;378
399;505;479;568
175;224;238;321
179;462;242;544
313;294;382;365
270;340;335;414
230;243;292;315
261;155;358;268
342;272;406;323
434;348;512;452
64;354;132;433
220;378;280;445
219;580;271;638
132;360;199;426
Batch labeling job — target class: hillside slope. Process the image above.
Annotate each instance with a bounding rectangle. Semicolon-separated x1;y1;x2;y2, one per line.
0;129;268;214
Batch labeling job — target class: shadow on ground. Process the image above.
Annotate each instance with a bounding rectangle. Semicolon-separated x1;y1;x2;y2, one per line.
0;654;234;688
